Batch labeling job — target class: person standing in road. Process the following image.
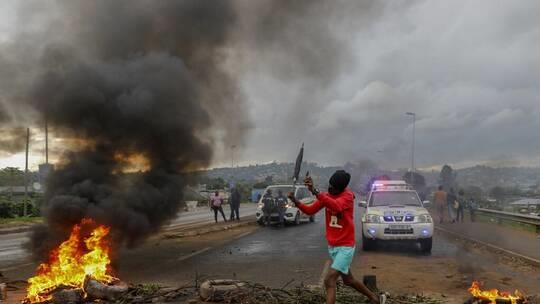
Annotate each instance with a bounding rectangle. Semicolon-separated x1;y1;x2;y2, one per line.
288;170;385;304
210;191;227;223
456;190;465;223
447;188;457;223
275;189;288;228
468;198;478;222
433;186;447;224
261;189;274;226
229;187;241;221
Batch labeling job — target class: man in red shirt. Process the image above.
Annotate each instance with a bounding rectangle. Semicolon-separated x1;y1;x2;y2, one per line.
288;170;385;304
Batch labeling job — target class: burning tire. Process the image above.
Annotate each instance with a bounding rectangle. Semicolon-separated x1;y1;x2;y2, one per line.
419;237;432;253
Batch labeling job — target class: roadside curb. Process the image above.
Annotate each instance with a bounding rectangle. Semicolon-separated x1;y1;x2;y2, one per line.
435;226;540;267
162;220;257;239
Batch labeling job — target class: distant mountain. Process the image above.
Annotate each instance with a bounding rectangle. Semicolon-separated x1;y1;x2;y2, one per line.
203;163;540;193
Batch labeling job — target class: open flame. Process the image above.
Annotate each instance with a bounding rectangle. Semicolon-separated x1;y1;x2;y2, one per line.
469;281;526;304
25;219;116;303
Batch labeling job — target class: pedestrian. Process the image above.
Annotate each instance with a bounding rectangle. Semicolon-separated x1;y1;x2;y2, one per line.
433;186;447;224
229;187;241;221
261;189;274;226
210;191;227;223
447;188;457;223
288;170;386;304
275;189;288;228
456;190;465;223
469;198;478;222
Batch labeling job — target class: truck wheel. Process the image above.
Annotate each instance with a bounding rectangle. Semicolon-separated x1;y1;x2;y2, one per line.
294;212;301;225
362;233;376;251
309;216;315;223
420;237;432;253
257;219;265;226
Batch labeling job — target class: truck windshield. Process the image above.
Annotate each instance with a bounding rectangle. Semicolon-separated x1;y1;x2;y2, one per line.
369;191;422;207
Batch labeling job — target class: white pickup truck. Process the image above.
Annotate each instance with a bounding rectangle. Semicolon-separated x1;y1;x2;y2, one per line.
360;180;434;253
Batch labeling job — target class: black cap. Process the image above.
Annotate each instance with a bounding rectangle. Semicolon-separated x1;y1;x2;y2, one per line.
329;170;351;192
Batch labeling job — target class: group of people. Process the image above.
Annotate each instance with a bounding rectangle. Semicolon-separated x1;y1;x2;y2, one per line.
209;188;242;223
260;189;288;227
433;186;478;224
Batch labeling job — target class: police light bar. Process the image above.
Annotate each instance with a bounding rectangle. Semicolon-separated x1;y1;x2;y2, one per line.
371;180;412;191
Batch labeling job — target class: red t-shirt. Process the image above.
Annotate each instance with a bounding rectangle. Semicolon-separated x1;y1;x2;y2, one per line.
296;189;355;247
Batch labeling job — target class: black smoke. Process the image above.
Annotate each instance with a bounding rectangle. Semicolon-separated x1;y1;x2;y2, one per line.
0;0;244;258
0;0;358;259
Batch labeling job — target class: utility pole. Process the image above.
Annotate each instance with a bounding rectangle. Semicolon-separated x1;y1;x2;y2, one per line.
24;127;29;217
406;112;416;187
45;119;49;164
231;145;236;168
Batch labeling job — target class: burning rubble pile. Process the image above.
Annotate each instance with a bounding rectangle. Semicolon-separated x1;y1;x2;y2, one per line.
466;281;527;304
23;219;127;304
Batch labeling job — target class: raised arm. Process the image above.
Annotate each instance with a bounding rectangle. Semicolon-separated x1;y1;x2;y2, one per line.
288;192;324;215
315;191;353;213
296;199;324;215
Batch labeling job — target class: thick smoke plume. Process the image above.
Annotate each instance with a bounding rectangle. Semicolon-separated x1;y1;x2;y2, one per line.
0;0;244;258
0;0;354;259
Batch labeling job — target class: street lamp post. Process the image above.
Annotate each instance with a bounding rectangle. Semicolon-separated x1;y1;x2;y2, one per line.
231;145;236;168
406;112;416;186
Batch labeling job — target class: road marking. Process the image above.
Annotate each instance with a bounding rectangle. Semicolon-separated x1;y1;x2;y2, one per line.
435;226;540;267
318;260;331;288
178;247;212;261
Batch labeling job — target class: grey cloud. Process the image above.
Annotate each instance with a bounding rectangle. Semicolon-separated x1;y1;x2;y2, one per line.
238;0;540;168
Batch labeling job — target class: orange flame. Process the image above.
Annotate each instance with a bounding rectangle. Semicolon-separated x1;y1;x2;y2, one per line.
25;219;116;303
469;281;525;304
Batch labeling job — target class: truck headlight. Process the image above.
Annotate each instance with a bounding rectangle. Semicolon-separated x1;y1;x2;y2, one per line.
417;214;432;223
366;214;382;223
258;203;264;208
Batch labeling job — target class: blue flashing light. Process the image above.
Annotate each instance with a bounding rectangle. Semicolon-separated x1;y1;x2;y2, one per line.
421;229;430;236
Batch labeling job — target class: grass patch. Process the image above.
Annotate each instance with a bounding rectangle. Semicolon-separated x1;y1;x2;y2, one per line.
0;216;43;226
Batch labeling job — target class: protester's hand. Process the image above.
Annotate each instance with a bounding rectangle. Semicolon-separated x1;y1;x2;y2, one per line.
304;176;314;193
287;192;297;204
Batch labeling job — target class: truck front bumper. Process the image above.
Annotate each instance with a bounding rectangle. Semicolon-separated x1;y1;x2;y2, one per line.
362;223;433;240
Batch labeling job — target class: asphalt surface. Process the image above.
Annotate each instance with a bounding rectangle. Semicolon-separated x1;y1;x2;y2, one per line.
437;220;540;261
0;204;258;271
113;208;472;287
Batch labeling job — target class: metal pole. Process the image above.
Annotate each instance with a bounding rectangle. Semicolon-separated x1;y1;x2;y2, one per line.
406;112;416;186
45;119;49;164
412;114;416;183
24;127;29;217
231;145;235;168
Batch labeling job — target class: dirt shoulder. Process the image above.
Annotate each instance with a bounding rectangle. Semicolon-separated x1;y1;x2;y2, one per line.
353;231;540;304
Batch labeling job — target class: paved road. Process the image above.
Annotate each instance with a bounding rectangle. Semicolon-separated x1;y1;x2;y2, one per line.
0;204;258;270
115;208;478;287
437;221;540;261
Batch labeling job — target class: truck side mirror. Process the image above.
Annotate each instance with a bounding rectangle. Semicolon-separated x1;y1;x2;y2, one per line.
359;201;368;208
422;200;431;208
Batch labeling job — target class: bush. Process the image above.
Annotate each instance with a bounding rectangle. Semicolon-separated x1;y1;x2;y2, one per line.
0;195;42;218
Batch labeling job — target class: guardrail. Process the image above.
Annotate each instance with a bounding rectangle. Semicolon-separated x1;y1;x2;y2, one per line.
476;208;540;233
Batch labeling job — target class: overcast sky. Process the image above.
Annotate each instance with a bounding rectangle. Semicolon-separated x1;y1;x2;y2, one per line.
1;1;539;170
